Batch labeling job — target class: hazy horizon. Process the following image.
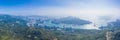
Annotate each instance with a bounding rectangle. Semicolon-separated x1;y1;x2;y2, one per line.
0;0;120;29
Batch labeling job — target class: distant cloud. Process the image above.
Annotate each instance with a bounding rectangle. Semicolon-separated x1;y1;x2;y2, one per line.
0;0;120;28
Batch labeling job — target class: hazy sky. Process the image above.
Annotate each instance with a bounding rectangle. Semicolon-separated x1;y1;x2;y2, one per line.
0;0;120;27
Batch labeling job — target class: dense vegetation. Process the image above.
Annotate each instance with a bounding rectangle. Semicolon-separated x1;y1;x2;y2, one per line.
0;24;107;40
0;14;120;40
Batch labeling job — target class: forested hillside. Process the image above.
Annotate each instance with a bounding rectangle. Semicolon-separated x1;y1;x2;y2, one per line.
0;14;120;40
